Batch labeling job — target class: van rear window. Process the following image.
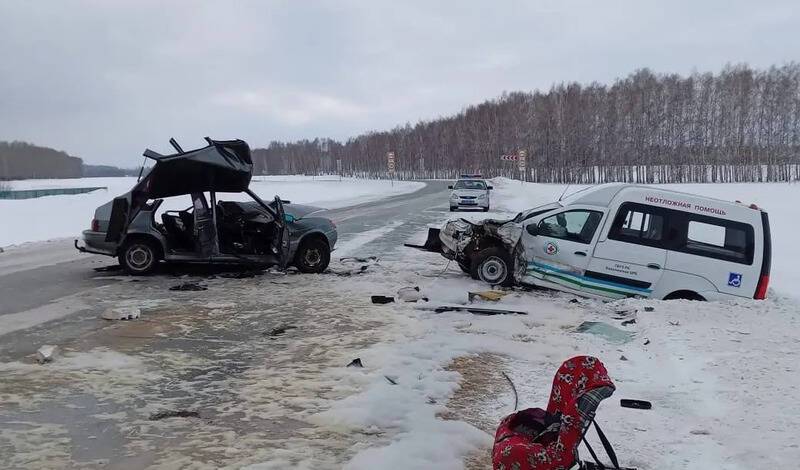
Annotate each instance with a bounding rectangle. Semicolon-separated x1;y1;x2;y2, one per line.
684;219;753;264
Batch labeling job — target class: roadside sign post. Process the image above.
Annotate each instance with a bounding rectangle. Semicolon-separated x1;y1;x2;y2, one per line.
518;149;527;182
387;151;395;187
336;159;342;182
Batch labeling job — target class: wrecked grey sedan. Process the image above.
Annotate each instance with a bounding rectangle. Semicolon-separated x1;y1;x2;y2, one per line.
76;138;337;275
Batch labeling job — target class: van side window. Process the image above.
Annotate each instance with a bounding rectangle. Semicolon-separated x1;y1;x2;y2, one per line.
683;219;753;264
538;210;603;244
609;203;667;247
609;202;755;264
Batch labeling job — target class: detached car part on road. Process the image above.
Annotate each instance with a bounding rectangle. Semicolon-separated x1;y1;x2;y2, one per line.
435;183;772;301
76;138;337;275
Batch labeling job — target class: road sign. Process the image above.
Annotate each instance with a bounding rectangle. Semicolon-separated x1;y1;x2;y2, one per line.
499;154;518;161
518;149;527;171
387;152;395;173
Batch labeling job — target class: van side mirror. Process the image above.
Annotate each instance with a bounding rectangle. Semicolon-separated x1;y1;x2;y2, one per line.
526;224;539;236
448;185;453;189
487;186;494;190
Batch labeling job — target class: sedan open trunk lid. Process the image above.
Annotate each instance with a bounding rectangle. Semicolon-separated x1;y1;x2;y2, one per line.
136;138;253;199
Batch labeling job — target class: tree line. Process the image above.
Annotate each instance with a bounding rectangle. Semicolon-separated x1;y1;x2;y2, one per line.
0;141;83;180
253;63;800;183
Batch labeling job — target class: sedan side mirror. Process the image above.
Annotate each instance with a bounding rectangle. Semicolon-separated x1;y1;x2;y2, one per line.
448;185;453;189
487;185;494;190
526;224;539;236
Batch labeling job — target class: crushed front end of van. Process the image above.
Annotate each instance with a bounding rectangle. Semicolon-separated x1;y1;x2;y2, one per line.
438;217;525;286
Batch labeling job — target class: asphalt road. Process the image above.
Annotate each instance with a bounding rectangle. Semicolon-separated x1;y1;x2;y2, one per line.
0;179;475;468
0;180;450;336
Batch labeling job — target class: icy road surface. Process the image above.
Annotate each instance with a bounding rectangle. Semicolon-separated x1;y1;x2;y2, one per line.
1;179;799;469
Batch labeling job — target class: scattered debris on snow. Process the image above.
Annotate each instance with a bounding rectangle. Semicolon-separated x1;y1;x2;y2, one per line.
347;358;364;368
101;306;141;320
265;325;297;337
420;305;527;315
35;345;59;364
148;410;201;421
169;282;207;291
468;290;511;302
574;321;635;344
93;264;122;272
397;286;426;302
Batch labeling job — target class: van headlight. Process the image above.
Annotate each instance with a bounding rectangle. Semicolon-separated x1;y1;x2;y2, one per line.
477;193;487;199
450;193;458;200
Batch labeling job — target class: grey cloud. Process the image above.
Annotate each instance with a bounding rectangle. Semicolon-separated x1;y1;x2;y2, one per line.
0;0;798;165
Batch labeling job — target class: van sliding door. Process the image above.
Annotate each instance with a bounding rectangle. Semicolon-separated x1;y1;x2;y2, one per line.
589;203;667;299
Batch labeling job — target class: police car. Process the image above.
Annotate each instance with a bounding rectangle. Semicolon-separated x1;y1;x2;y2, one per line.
448;175;493;212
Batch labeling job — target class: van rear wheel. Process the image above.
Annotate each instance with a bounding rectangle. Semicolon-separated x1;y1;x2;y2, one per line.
470;247;514;287
119;239;160;275
664;290;706;301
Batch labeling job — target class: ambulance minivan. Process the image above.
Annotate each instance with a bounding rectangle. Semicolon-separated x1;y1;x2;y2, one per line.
439;183;772;301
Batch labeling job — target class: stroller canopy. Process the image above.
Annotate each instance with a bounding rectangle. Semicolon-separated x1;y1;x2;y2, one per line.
137;138;253;199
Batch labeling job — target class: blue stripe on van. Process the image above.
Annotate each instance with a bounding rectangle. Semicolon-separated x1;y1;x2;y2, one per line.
528;261;653;293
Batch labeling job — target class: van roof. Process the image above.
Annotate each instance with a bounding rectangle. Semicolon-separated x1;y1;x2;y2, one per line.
563;183;763;212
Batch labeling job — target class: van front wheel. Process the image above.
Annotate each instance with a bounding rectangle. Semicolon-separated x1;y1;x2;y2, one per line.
471;247;514;287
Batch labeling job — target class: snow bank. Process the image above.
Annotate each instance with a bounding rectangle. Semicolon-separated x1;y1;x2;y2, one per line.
0;176;423;247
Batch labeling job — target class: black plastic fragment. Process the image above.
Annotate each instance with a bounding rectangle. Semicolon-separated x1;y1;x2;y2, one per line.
149;410;200;421
620;399;652;410
169;282;207;291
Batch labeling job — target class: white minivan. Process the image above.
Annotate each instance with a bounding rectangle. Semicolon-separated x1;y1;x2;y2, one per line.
439;183;772;301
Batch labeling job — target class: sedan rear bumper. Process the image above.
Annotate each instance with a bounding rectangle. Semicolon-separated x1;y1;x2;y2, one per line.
76;230;117;257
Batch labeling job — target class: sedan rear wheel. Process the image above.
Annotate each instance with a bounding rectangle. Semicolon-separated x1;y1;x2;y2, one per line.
119;239;160;275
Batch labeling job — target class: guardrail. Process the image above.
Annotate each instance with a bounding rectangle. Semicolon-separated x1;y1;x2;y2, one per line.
0;187;107;199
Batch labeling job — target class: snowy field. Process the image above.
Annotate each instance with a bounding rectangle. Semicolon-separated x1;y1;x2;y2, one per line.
0;176;423;248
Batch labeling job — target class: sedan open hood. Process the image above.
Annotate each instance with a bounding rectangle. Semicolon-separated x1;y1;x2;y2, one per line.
135;138;253;199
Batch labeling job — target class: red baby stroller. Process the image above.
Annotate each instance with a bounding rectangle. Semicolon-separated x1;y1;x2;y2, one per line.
492;356;632;470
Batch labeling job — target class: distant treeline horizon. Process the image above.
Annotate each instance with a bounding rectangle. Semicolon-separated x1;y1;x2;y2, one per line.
252;63;800;183
0;141;137;180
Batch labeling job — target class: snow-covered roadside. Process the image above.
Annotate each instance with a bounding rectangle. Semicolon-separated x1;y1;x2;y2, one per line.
292;244;800;469
295;178;800;469
0;176;423;247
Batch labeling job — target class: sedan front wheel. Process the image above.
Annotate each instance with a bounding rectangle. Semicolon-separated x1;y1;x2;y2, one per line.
294;238;331;273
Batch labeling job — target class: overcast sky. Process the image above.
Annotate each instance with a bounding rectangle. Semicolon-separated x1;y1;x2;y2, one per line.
1;0;798;166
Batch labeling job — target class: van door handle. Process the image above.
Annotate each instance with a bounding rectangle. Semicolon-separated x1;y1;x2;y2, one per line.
647;263;661;270
574;251;587;257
